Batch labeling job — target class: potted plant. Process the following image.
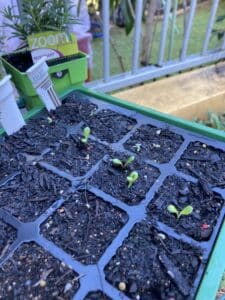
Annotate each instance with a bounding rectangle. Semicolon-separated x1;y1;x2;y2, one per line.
0;0;87;109
0;60;25;135
0;87;224;299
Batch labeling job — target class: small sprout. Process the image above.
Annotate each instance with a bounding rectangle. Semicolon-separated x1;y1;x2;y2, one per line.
47;117;53;124
133;143;142;152
81;127;91;144
112;158;123;167
167;204;193;219
127;171;139;188
112;156;135;169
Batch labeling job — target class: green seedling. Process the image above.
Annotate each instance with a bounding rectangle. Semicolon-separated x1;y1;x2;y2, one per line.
133;143;141;152
112;156;135;169
127;171;139;188
167;204;193;219
81;127;91;144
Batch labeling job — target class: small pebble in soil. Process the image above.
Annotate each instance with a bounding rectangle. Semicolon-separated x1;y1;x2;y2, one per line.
158;233;166;240
39;279;47;287
119;282;126;291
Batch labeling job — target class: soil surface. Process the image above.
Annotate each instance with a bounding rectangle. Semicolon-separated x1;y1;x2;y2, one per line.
176;141;225;186
85;109;136;143
91;153;160;205
0;138;25;181
41;191;128;264
43;137;109;177
85;291;111;299
3;51;83;72
0;220;16;258
147;175;224;241
105;221;202;300
124;124;184;163
51;94;97;126
0;164;70;222
4;112;67;155
3;51;34;72
0;243;79;299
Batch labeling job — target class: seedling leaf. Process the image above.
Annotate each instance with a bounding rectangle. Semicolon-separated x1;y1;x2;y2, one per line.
179;205;193;218
81;127;91;144
125;155;135;167
112;158;123;167
167;205;179;218
127;171;139;188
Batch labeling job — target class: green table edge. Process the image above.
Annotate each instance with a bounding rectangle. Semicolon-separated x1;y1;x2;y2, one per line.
1;84;224;300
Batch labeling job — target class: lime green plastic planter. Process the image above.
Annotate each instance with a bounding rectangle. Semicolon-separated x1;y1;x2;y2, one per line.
1;51;87;110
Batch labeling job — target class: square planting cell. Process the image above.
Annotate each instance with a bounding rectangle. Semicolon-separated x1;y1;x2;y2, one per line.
105;221;202;300
0;164;70;222
0;243;79;299
85;109;136;143
41;191;128;265
176;141;225;186
43;136;109;177
91;153;160;205
0;220;16;257
4;112;67;155
124;124;184;164
51;93;97;126
147;175;224;241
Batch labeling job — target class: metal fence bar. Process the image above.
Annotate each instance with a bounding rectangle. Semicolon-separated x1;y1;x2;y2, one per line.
102;0;110;82
180;0;197;61
157;0;171;66
202;0;219;55
132;0;144;74
168;0;179;60
87;49;225;92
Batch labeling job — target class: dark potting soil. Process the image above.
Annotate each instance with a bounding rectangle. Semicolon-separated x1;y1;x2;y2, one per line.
3;51;33;72
147;175;224;241
0;164;70;222
0;90;225;299
4;112;67;155
85;109;136;143
0;139;25;181
91;153;160;205
85;291;112;300
43;137;109;177
51;93;97;126
176;141;225;186
0;243;80;299
41;191;128;265
3;51;83;72
124;124;184;163
0;220;16;258
105;221;202;300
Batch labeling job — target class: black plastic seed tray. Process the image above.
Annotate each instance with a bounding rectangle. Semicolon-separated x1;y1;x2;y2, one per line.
0;90;225;300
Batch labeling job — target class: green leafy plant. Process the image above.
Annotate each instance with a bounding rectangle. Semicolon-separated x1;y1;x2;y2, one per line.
81;127;91;144
127;171;139;188
2;0;80;46
194;111;225;131
167;204;193;219
112;155;135;169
